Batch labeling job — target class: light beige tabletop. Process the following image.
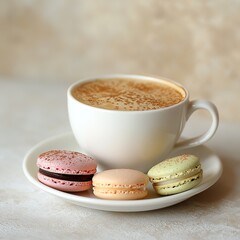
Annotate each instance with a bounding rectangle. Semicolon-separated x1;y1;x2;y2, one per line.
0;79;239;240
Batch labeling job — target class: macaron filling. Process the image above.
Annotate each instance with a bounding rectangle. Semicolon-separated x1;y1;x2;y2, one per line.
151;164;202;183
153;169;203;187
39;168;94;182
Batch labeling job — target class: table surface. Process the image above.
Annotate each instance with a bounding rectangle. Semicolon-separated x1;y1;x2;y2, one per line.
1;79;240;240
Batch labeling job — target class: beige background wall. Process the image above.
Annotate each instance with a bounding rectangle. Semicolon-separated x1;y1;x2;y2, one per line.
0;0;240;122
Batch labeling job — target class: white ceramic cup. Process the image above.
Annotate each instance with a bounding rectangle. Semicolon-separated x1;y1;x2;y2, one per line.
67;74;219;172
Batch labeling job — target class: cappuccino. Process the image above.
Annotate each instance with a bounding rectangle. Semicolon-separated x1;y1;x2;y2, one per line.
72;78;185;111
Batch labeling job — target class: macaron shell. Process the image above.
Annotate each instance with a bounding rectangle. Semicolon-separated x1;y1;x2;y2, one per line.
37;150;97;175
93;169;148;187
38;172;92;192
153;171;203;195
93;188;148;200
148;154;200;179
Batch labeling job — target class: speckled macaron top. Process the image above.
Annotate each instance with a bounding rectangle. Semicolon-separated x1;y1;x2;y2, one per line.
37;150;97;175
148;154;201;182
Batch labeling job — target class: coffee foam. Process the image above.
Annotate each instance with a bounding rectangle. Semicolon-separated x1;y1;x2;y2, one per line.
72;78;185;111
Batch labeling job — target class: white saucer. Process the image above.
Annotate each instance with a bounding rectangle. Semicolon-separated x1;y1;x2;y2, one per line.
23;132;222;212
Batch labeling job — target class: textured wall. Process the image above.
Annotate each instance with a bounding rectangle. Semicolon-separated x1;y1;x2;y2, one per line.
0;0;240;122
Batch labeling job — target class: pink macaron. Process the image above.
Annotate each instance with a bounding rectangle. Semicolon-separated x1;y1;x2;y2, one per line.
37;150;97;192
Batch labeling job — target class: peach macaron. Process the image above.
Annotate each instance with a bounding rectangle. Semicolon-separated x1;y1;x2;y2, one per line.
92;169;149;200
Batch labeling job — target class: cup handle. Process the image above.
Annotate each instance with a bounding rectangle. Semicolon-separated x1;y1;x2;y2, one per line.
174;100;219;150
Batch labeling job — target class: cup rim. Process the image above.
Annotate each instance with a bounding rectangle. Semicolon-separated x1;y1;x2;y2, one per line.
67;74;189;113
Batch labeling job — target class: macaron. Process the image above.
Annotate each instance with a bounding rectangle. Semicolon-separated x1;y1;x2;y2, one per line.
37;150;97;192
92;169;149;200
148;154;203;195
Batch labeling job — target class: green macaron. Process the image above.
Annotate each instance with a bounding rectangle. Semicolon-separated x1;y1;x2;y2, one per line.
148;154;203;195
